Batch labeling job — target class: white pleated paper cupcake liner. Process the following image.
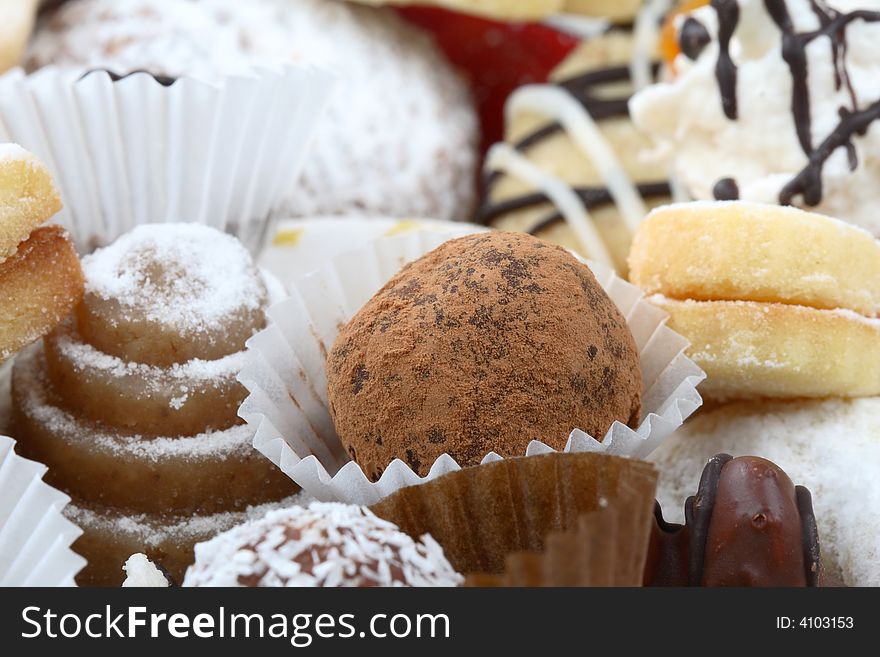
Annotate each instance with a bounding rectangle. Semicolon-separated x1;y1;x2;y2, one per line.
0;435;85;586
239;229;706;505
0;64;335;253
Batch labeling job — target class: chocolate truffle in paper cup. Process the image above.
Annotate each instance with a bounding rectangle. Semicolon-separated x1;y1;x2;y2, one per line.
371;452;657;582
183;502;462;587
327;232;642;480
0;435;85;586
238;227;705;505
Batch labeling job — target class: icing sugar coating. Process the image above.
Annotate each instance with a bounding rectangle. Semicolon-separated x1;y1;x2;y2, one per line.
183;503;463;587
44;318;247;436
28;0;479;222
79;222;267;366
12;345;295;515
0;143;63;262
66;492;311;586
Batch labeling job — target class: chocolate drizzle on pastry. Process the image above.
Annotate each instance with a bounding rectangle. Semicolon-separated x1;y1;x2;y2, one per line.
477;59;669;234
477;182;671;234
79;69;178;87
646;454;825;587
502;64;660;161
701;0;880;208
765;0;880;207
680;18;712;60
712;0;741;120
712;177;740;200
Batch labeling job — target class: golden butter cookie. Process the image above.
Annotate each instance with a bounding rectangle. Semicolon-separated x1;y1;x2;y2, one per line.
629;202;880;316
0;226;83;361
652;296;880;401
0;143;62;262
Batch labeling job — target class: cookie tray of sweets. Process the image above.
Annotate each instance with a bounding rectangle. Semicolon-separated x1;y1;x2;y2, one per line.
0;0;878;588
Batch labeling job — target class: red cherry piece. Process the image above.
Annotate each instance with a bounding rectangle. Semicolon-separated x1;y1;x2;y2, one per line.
396;7;580;154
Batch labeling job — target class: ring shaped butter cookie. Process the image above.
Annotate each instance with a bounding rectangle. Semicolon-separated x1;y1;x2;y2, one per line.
629;202;880;316
652;297;880;401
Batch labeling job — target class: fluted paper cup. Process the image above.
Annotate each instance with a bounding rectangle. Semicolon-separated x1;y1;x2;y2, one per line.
238;229;705;505
371;452;657;585
0;435;85;586
0;64;335;253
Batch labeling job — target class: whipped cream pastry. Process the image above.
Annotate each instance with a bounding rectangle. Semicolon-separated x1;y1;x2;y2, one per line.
631;0;880;234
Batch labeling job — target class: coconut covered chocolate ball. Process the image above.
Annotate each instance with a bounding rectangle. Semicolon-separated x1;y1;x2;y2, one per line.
327;232;642;480
182;503;462;587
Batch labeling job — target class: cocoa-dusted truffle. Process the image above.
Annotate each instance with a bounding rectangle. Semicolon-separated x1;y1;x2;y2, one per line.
326;232;642;480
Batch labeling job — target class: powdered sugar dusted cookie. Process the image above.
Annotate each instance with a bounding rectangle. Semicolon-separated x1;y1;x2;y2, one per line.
28;0;479;221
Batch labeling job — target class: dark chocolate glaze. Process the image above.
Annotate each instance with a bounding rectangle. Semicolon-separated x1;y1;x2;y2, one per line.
643;502;690;586
477;58;668;232
712;177;740;200
680;18;712;60
712;0;741;119
796;485;822;588
79;69;178;87
649;454;824;587
685;453;732;585
701;456;807;586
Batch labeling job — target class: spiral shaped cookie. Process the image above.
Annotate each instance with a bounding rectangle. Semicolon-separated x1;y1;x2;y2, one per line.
12;223;296;585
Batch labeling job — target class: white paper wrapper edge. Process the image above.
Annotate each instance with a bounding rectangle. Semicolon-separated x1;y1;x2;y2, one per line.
0;436;85;586
0;64;336;254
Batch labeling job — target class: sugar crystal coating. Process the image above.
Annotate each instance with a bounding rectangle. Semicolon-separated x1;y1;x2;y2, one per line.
79;222;267;366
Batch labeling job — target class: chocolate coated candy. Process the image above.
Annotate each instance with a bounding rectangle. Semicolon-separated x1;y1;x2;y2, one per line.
646;454;822;587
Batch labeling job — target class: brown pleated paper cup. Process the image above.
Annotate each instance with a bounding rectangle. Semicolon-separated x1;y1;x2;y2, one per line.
370;452;657;585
